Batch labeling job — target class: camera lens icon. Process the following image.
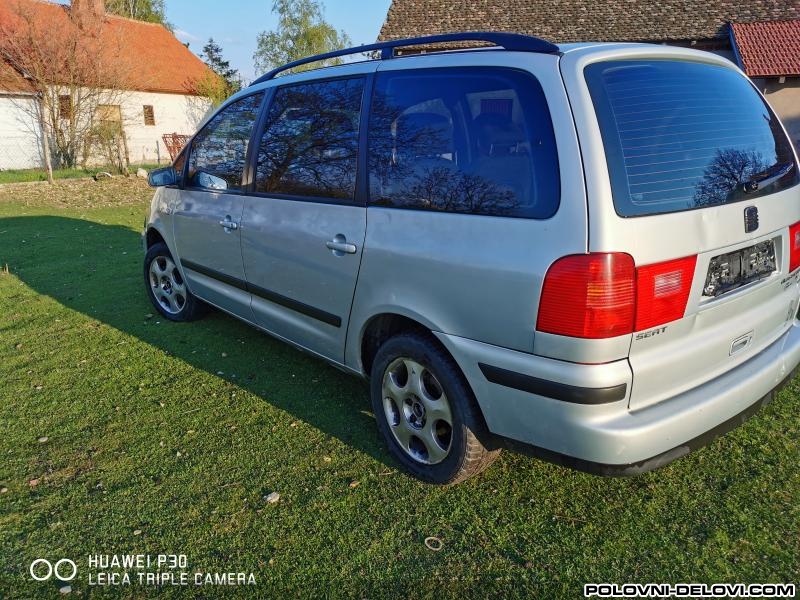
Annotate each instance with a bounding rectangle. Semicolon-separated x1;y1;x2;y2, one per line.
30;558;77;582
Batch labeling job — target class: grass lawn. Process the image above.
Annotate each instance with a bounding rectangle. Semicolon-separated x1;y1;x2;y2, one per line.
0;164;162;185
0;179;798;598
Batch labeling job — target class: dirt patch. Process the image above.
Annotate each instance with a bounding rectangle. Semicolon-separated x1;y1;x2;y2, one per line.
0;177;153;210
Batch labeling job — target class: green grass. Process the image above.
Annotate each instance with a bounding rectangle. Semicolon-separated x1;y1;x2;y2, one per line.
0;179;798;598
0;164;162;185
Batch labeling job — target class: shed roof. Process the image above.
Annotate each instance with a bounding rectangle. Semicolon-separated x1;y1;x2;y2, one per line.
730;19;800;77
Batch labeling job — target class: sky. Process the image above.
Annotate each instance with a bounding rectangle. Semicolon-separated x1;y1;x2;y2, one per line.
166;0;393;83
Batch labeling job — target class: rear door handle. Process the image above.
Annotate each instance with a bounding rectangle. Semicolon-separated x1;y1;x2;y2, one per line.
326;235;357;255
219;217;238;231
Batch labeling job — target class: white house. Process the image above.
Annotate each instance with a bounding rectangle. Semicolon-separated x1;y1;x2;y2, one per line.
0;0;215;170
0;60;42;169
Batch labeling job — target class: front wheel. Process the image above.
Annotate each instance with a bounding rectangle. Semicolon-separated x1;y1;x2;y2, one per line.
371;333;500;484
144;242;206;322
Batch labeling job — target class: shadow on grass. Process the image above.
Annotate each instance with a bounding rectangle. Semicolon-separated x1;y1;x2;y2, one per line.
1;214;391;467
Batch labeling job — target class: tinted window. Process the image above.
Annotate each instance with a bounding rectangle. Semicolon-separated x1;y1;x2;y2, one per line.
585;60;799;217
255;78;364;200
188;93;263;192
368;68;559;218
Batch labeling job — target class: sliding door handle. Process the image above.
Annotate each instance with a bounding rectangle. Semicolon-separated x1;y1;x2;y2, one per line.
326;235;357;255
219;217;239;231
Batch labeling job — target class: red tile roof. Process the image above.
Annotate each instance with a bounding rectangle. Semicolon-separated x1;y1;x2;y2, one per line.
730;19;800;77
0;0;217;95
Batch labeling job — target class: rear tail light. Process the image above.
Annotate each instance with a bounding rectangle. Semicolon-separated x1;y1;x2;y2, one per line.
635;256;697;331
537;253;697;338
789;221;800;272
537;253;635;339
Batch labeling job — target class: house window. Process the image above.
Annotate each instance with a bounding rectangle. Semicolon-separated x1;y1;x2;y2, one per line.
58;95;72;119
96;104;122;125
95;104;123;135
143;105;155;126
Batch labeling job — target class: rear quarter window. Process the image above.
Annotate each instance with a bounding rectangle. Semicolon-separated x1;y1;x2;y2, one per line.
367;67;560;218
585;60;799;217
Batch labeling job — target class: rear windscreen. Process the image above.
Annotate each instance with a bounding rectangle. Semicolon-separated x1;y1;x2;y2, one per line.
585;60;799;217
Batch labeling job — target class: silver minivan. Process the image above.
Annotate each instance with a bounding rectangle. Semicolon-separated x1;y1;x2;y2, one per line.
144;33;800;484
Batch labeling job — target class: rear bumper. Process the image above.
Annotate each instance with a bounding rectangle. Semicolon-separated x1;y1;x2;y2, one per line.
435;321;800;474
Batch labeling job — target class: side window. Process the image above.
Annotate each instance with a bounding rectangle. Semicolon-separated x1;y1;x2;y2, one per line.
187;93;263;192
368;68;560;218
255;78;364;200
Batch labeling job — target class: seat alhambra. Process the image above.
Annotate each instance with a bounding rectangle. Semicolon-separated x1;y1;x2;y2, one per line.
143;33;800;484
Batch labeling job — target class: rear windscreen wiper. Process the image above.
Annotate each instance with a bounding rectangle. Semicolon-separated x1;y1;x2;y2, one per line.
743;162;795;193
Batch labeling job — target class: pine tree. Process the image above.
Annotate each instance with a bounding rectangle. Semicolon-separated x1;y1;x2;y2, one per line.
202;38;242;95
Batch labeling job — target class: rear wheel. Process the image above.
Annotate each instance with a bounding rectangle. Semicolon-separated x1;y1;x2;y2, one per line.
144;242;206;322
371;332;500;484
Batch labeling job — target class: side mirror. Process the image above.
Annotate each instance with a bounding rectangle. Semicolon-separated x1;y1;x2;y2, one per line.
148;166;178;187
196;171;228;191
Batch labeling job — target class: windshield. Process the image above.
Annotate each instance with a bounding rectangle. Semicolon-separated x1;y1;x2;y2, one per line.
585;60;799;217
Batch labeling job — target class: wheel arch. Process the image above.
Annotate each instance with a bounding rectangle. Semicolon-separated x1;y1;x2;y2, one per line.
145;226;166;249
357;310;457;380
144;222;181;269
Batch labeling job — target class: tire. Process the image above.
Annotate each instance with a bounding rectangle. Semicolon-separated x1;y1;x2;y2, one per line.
144;242;207;322
370;332;500;484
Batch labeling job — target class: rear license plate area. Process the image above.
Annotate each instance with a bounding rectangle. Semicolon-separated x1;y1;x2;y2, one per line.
703;240;777;297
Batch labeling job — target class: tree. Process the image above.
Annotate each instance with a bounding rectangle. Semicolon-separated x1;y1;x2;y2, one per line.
0;0;135;177
192;71;232;108
201;38;241;99
694;149;768;207
253;0;350;76
105;0;170;28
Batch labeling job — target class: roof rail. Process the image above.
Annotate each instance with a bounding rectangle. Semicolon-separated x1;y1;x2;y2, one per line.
250;31;559;86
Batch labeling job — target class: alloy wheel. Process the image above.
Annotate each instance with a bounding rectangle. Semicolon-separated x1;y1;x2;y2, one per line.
148;255;186;315
381;357;454;465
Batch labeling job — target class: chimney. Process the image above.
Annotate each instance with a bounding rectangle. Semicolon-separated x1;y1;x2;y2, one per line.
71;0;105;30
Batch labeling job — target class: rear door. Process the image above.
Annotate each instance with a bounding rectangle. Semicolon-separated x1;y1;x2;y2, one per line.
240;75;370;362
350;53;586;360
172;93;264;318
564;49;800;409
